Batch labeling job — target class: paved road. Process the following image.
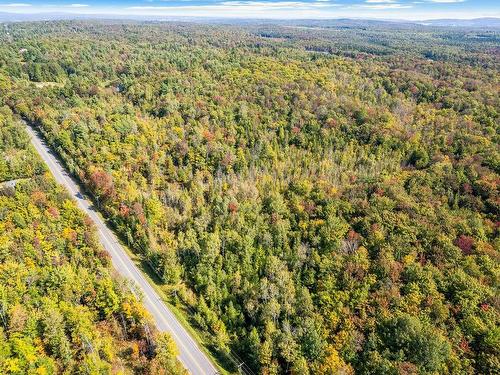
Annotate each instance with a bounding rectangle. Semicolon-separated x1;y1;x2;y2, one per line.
25;123;218;375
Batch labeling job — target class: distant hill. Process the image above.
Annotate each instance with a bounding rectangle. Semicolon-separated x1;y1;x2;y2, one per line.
0;13;499;29
419;17;500;28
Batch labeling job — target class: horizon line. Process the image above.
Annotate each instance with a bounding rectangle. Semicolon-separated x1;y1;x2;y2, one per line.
0;11;499;21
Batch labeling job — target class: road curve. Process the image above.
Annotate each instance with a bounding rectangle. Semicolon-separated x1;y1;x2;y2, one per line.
25;123;218;375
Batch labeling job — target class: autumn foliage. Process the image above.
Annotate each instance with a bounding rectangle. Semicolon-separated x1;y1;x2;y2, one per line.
1;20;498;374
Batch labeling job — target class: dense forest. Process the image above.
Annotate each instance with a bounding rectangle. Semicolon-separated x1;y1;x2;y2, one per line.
0;20;498;374
0;106;185;372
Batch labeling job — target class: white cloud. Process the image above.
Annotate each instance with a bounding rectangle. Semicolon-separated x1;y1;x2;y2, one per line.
1;0;494;20
218;1;332;8
68;3;89;7
129;1;337;13
1;3;32;6
123;1;346;19
357;3;413;9
426;0;465;2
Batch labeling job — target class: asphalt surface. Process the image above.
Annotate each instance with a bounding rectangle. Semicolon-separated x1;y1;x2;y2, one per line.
25;123;218;375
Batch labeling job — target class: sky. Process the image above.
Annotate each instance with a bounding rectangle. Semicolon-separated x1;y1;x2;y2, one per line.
0;0;498;20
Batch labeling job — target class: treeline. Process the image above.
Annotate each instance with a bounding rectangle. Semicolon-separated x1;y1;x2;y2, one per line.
0;21;498;374
0;107;185;373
